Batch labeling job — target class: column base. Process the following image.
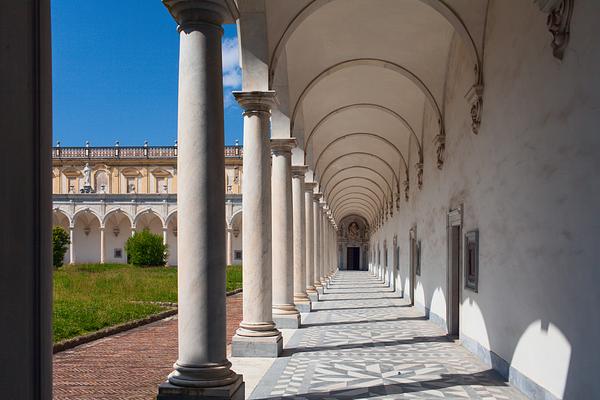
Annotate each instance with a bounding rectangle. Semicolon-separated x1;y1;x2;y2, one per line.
316;286;324;296
295;300;311;313
231;334;282;358
273;313;301;329
308;292;319;303
157;375;244;400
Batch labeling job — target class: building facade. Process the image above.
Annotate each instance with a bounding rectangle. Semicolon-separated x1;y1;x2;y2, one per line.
52;144;244;266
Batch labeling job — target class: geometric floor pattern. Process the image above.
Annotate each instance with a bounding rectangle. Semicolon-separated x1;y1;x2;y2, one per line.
250;271;526;399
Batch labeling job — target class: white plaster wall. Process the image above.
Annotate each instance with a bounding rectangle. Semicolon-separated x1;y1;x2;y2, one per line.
104;218;131;264
73;218;101;264
231;231;243;265
371;1;600;398
167;225;178;266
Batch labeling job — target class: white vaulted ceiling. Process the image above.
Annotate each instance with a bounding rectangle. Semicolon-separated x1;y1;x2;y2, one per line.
240;0;487;227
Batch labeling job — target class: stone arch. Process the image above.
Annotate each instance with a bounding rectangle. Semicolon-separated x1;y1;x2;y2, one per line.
268;0;481;88
103;209;133;264
304;103;422;162
72;209;102;264
289;58;444;139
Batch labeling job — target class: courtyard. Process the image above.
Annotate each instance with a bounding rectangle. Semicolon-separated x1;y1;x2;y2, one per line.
53;272;525;399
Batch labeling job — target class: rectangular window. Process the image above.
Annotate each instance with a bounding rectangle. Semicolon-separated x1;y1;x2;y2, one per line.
114;248;123;259
464;230;479;292
234;250;242;260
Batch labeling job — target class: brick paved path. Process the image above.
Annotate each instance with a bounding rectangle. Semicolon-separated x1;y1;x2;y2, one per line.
53;293;242;400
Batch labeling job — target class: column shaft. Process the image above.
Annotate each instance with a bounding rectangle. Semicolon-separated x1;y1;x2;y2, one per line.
271;139;300;328
319;208;327;287
159;3;241;394
304;183;316;296
100;227;105;264
313;195;323;290
231;91;282;357
292;166;310;312
69;227;75;264
226;228;233;266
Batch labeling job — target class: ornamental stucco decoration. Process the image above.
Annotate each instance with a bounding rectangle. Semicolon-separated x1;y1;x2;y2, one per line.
433;134;445;169
466;85;484;135
415;162;424;190
535;0;574;60
402;179;410;202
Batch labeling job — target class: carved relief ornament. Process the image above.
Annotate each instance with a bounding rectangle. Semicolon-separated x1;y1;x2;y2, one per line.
535;0;574;60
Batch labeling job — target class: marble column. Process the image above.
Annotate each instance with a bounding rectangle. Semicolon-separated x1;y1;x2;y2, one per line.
162;227;168;245
226;227;233;266
159;2;243;398
313;194;323;294
69;226;75;264
291;165;310;313
231;91;282;357
270;139;300;328
320;205;328;288
100;227;106;264
304;182;318;303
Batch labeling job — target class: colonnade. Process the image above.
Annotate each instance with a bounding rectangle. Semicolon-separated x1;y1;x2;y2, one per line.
157;2;338;398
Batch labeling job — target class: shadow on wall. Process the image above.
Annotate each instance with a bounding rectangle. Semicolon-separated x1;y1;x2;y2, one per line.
421;287;578;399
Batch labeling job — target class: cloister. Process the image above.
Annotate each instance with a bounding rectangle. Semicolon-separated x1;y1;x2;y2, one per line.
2;0;599;400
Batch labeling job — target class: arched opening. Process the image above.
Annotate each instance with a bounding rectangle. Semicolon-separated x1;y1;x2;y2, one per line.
103;209;133;264
229;210;243;265
72;210;101;264
53;209;71;265
166;212;178;266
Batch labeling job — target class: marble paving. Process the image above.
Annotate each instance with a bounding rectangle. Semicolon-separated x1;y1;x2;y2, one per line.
249;271;526;399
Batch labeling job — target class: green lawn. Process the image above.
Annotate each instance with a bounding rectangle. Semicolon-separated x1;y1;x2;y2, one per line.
53;263;243;343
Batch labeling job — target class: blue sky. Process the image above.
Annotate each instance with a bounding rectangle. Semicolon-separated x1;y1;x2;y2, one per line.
51;1;243;147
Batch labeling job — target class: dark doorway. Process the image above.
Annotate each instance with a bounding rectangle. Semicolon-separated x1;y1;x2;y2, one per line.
347;247;360;270
449;225;461;337
409;230;416;306
447;207;462;338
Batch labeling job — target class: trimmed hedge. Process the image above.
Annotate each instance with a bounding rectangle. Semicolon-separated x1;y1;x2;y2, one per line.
125;229;167;266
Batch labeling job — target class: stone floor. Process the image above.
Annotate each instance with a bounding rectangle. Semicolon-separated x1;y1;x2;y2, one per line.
52;293;243;400
53;273;527;400
248;271;526;399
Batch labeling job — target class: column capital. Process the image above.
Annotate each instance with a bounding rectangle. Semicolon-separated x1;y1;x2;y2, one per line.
163;0;239;29
304;181;317;192
313;192;323;202
271;138;297;155
291;165;308;178
233;91;277;115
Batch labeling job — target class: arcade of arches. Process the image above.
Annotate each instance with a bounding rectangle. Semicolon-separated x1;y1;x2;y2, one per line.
2;1;599;400
51;146;244;266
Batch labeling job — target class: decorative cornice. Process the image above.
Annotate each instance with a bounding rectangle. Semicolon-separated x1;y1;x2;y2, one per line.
535;0;574;60
304;181;317;191
233;91;277;115
270;138;297;155
162;0;237;30
291;165;308;178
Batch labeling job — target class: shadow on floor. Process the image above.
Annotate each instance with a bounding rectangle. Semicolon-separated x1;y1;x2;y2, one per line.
282;335;451;356
319;292;400;302
252;369;508;399
301;315;426;328
312;304;411;311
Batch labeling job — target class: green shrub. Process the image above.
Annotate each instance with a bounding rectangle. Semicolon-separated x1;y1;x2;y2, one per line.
125;229;167;267
52;226;70;268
